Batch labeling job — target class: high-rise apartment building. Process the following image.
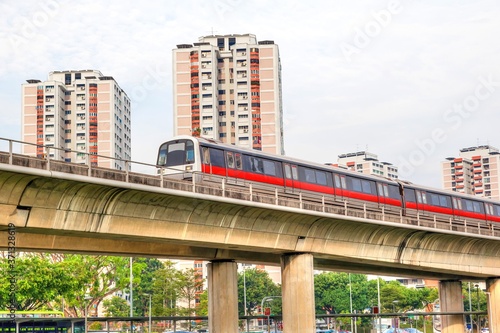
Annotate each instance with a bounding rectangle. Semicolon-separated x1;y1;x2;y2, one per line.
329;151;399;179
442;145;500;200
172;34;284;155
21;70;131;170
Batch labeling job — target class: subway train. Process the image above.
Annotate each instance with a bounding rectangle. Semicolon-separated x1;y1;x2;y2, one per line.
157;136;500;224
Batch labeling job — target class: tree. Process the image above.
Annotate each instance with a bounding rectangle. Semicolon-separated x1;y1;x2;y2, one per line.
177;268;204;317
129;258;163;316
59;254;131;317
103;296;129;317
237;267;281;316
152;261;180;316
0;253;75;311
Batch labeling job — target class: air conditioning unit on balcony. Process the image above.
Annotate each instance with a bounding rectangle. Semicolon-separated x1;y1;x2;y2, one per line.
202;53;206;57
203;131;208;135
243;129;248;133
202;87;207;90
242;52;246;56
243;96;248;99
244;107;248;110
80;146;85;150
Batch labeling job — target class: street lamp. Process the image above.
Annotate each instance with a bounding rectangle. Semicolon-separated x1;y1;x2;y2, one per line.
144;294;152;333
84;295;92;333
393;300;399;331
261;296;281;333
475;284;480;333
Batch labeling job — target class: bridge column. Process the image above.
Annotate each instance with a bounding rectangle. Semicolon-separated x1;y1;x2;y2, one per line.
486;278;500;333
439;280;464;333
207;260;238;333
281;253;315;333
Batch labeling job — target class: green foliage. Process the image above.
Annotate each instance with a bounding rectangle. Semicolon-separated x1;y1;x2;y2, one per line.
103;296;129;317
0;254;75;311
237;267;281;316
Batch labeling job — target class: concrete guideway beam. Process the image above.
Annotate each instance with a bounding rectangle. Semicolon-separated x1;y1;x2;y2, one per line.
208;260;238;333
439;280;464;333
1;169;500;280
281;253;315;333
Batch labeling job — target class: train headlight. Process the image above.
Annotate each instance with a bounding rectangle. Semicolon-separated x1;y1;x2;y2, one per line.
185;165;192;171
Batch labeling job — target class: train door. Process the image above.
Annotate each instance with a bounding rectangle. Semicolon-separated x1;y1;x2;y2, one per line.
333;174;346;199
225;151;243;181
377;183;388;207
283;163;298;192
452;196;462;220
414;190;428;216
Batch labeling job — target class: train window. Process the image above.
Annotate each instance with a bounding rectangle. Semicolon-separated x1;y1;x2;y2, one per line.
209;148;225;167
186;141;195;163
377;183;385;197
350;178;373;194
227;152;234;169
485;204;492;215
362;180;373;194
158;140;195;167
263;160;277;176
383;185;389;197
416;191;422;204
452;197;462;210
341;176;346;189
300;167;316;183
429;193;440;206
315;171;327;186
351;178;362;192
235;153;242;170
284;164;292;179
202;147;210;164
404;188;416;202
474;201;484;213
291;165;298;180
421;193;427;204
462;199;484;213
243;156;259;173
387;185;399;199
494;205;500;216
440;195;451;208
335;175;342;188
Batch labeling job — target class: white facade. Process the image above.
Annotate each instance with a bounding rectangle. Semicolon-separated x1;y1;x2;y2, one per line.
335;151;399;179
22;70;131;170
442;145;500;200
172;34;284;155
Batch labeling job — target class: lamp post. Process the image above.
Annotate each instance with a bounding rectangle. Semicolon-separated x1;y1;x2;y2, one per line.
84;295;92;333
261;296;281;332
475;284;480;333
144;294;152;333
242;264;249;332
393;300;399;331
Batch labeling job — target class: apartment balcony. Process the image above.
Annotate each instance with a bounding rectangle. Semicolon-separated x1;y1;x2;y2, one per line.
474;169;482;174
474;175;482;181
455;164;463;169
473;162;481;167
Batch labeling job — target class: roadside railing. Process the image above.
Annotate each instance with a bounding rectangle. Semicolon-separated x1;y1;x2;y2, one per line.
0;137;499;238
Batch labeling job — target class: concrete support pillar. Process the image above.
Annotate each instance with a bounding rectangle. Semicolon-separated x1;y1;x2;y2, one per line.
281;253;315;333
486;278;500;333
208;260;238;333
439;280;465;333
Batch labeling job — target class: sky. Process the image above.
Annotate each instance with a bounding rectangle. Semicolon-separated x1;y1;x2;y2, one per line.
1;0;500;189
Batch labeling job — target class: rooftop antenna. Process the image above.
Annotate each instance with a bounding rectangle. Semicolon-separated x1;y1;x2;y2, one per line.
209;27;218;36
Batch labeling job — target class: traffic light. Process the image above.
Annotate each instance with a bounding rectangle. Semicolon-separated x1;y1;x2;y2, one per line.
372;306;379;314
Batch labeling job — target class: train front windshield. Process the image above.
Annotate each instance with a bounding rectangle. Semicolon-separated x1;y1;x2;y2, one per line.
157;139;195;167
